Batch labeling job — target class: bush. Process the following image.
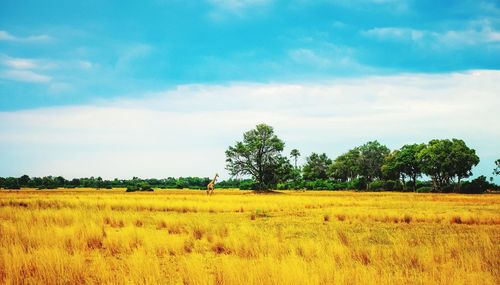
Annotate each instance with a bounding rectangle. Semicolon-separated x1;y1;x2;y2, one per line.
4;186;21;190
350;178;367;190
383;180;403;191
368;180;384;191
239;180;256;190
441;184;455;193
367;180;403;191
330;182;349;190
416;186;432;193
460;176;492;194
126;183;153;192
415;181;432;189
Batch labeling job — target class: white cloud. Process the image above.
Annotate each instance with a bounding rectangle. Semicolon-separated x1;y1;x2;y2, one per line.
1;70;52;83
3;57;38;69
363;21;500;46
289;49;332;67
363;27;424;41
0;70;499;180
207;0;272;19
0;54;93;88
115;44;152;72
208;0;271;10
0;30;52;43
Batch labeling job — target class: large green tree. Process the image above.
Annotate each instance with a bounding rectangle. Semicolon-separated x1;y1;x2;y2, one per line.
225;124;291;191
302;153;332;181
329;148;361;182
357;141;390;187
494;159;500;176
387;143;426;192
418;139;479;192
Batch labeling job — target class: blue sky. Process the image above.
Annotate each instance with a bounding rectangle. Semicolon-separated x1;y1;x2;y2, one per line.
0;0;499;181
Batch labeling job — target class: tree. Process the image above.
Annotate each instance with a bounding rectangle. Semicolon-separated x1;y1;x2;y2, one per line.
381;150;401;181
418;139;479;192
357;141;390;188
302;153;332;181
494;159;500;176
225;124;290;191
18;175;31;187
391;143;426;192
290;149;301;168
329;148;361;182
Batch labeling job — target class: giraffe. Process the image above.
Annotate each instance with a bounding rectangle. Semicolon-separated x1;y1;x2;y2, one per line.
206;173;219;195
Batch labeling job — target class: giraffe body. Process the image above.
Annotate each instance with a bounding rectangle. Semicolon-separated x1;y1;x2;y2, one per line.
207;173;218;195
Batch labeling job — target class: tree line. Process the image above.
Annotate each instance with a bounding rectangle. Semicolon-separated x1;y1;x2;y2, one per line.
0;176;251;191
225;124;499;193
1;124;498;193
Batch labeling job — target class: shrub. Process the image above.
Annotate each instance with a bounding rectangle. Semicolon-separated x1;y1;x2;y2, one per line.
239;180;256;190
330;182;349;190
384;180;403;191
126;183;153;192
126;186;140;192
460;176;491;194
441;184;455;193
5;186;21;190
368;180;384;191
415;181;432;189
416;186;432;193
350;178;367;190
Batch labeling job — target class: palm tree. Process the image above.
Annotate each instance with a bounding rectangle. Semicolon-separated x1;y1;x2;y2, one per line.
290;149;300;168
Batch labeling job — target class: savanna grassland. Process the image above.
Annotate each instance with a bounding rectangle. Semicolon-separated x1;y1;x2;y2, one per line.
0;189;499;285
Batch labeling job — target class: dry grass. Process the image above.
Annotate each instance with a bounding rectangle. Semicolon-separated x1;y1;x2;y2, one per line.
0;188;499;284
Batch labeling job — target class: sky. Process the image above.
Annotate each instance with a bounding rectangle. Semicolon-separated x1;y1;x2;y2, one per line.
0;0;499;182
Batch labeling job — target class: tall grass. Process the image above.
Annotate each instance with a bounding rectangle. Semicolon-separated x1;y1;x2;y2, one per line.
0;189;499;284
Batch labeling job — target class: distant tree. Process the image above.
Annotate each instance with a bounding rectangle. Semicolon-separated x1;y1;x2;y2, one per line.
381;150;401;182
55;176;66;187
357;141;390;188
225;124;290;191
4;177;20;189
18;175;31;187
329;148;361;182
418;139;479;192
290;149;301;168
494;159;500;176
389;143;426;192
303;153;332;181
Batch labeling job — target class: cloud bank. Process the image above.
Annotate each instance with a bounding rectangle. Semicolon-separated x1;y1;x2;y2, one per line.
0;70;499;181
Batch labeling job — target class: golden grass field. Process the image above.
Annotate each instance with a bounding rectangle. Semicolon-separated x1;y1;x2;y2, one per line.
0;189;499;285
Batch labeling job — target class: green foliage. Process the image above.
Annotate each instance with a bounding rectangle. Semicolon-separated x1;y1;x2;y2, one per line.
126;182;153;192
2;177;20;189
357;141;390;185
368;180;384;191
239;180;256;190
351;177;367;191
418;139;479;192
366;180;403;192
329;141;389;188
225;124;291;191
303;153;332;181
494;159;500;176
460;176;493;194
329;148;360;181
416;186;433;193
383;144;426;192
